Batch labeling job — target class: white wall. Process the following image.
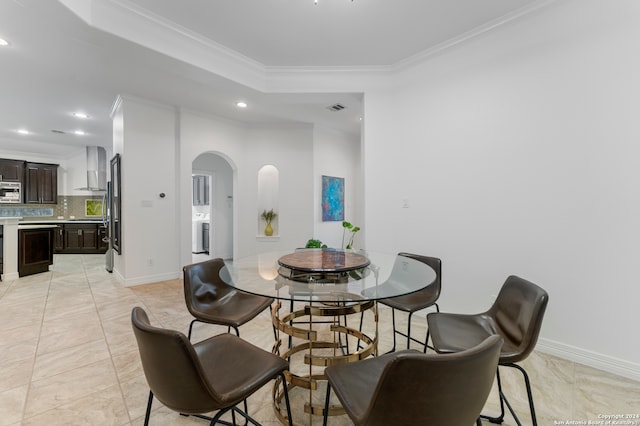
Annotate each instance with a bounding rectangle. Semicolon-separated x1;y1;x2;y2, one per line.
244;125;315;255
364;0;640;377
179;110;247;265
114;96;180;285
313;126;362;249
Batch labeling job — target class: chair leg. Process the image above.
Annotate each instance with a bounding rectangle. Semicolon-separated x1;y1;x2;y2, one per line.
280;372;293;426
499;363;538;426
481;367;506;424
144;391;153;426
422;303;439;353
482;363;537;426
323;383;332;426
188;319;198;340
387;308;398;353
406;311;414;349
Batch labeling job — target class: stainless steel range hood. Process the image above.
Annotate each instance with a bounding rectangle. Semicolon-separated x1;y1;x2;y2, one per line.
76;146;107;191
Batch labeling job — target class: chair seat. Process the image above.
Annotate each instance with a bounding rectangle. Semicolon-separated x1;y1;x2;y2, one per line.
192;288;274;328
428;312;532;364
325;350;419;425
324;337;502;426
194;333;289;406
379;286;439;312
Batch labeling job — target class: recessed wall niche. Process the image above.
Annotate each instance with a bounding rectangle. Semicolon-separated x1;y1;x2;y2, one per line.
258;165;279;237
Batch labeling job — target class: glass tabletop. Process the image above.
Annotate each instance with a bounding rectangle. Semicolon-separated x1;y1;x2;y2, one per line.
220;249;436;303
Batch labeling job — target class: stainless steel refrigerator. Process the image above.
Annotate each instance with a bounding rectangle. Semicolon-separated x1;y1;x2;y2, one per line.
102;181;113;273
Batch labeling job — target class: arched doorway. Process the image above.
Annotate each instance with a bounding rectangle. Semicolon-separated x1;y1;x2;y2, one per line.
191;152;233;262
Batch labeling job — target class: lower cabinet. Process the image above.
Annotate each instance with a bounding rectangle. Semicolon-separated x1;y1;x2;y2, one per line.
19;228;54;277
54;223;108;254
202;222;210;254
54;225;64;252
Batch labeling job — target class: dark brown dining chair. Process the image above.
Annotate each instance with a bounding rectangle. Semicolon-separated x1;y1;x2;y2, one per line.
323;335;503;426
378;253;441;352
427;275;549;426
131;306;292;426
183;258;274;340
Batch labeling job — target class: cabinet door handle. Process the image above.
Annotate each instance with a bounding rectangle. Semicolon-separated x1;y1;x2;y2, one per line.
78;229;82;236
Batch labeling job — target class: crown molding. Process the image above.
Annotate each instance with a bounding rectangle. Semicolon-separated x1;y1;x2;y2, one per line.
392;0;559;72
61;0;558;92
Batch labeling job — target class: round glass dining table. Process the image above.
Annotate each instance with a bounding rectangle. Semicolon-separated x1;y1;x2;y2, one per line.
219;249;436;426
219;249;436;303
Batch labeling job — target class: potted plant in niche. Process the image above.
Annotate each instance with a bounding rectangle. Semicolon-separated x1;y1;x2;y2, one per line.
261;209;277;236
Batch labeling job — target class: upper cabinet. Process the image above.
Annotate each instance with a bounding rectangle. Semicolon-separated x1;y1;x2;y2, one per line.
192;175;209;206
25;162;58;204
0;159;25;182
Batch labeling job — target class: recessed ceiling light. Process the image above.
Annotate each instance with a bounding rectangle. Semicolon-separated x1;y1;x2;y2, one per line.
74;130;86;136
235;101;248;109
17;129;29;135
0;38;9;46
73;112;89;119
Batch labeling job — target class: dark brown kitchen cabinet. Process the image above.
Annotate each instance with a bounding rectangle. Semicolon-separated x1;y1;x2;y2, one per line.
53;225;64;252
0;159;25;182
18;227;54;277
57;223;106;254
25;162;58;204
64;224;98;251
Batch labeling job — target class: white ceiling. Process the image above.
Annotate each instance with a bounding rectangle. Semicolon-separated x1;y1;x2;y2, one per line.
0;0;540;158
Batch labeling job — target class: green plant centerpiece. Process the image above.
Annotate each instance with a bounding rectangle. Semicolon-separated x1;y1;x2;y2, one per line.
261;209;277;236
341;221;361;250
305;239;328;248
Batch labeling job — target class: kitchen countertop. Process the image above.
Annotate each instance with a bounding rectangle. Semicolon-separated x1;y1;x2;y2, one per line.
17;224;59;229
18;219;103;224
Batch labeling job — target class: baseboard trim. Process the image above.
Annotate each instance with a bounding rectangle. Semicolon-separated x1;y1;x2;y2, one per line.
124;271;180;287
537;338;640;382
1;271;20;281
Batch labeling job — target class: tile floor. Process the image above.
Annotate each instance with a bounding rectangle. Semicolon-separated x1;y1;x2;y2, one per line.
1;254;639;425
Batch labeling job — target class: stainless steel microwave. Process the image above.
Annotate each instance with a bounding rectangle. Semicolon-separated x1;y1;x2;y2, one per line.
0;181;21;203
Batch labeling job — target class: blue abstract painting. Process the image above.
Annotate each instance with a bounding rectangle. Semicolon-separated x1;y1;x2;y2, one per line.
322;175;344;221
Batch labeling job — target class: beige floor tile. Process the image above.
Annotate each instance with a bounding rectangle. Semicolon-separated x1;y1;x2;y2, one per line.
32;338;110;381
37;322;105;356
0;357;35;393
0;385;28;426
24;359;119;418
22;384;130;426
120;374;152;422
112;349;143;383
40;306;101;335
575;363;640;420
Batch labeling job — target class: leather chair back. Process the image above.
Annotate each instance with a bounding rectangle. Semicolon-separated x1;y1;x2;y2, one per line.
183;258;232;317
398;252;441;300
362;335;502;425
488;275;549;363
131;307;221;414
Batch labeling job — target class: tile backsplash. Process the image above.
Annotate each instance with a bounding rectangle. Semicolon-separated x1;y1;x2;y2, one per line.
0;195;103;221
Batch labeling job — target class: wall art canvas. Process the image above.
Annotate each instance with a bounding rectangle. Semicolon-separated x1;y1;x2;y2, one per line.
322;175;344;221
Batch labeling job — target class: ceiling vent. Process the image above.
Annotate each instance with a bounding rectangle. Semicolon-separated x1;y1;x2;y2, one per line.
326;103;346;112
